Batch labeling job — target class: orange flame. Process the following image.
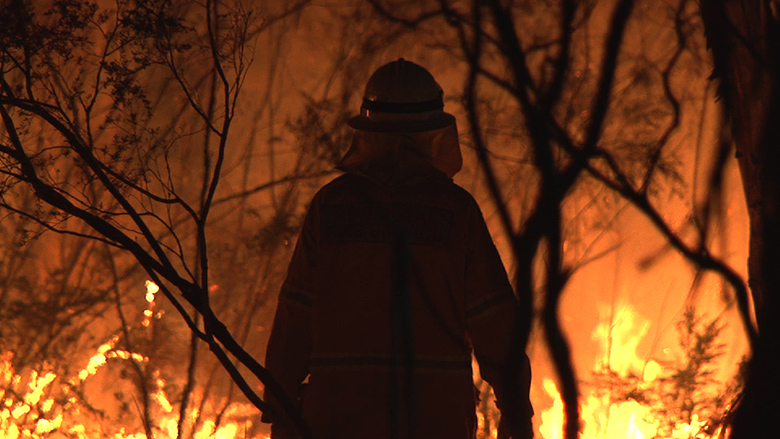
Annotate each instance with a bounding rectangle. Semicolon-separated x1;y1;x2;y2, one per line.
538;304;730;439
0;281;271;439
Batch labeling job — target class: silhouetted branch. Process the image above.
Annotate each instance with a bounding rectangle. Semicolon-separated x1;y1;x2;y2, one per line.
586;152;758;346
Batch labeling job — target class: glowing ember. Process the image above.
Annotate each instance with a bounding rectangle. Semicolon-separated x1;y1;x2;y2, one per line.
143;280;160;327
78;336;118;381
145;280;160;303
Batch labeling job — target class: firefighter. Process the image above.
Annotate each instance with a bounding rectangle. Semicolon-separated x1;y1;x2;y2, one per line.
263;58;534;439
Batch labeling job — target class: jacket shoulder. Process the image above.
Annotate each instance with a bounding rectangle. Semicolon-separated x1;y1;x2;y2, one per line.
312;173;482;213
434;180;484;214
310;173;360;203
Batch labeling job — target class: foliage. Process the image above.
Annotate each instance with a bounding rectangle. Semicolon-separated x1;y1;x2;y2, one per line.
588;307;744;439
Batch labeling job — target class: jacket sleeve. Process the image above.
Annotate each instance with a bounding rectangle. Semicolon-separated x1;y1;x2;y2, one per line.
263;197;320;426
464;202;534;439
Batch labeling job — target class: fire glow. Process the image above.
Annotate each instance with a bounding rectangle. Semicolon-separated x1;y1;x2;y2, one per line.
536;304;735;439
0;340;266;439
0;282;270;439
3;282;741;438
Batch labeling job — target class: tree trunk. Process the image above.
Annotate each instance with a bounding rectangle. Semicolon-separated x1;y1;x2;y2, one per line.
700;1;780;436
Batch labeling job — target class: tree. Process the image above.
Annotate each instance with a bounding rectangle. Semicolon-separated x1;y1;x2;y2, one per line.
0;0;322;437
700;1;780;437
588;307;741;438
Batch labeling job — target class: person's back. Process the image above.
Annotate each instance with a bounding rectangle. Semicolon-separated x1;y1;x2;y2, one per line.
264;59;533;439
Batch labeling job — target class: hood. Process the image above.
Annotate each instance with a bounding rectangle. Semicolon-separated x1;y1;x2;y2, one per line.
337;123;462;186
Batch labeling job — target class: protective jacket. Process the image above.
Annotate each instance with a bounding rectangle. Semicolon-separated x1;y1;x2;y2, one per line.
264;128;533;439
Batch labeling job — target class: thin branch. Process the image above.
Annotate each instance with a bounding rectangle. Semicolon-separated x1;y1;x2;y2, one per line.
640;0;687;193
213;170;337;205
588;152;758;346
464;0;515;241
0;202;120;247
367;0;448;28
1;92;182;278
541;0;575;110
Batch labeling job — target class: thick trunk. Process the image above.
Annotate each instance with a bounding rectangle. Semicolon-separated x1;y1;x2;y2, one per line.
700;1;780;436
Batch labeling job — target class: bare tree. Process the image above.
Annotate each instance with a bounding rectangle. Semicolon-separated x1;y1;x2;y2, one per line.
0;0;323;437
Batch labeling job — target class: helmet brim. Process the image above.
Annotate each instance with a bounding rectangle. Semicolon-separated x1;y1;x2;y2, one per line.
348;112;456;133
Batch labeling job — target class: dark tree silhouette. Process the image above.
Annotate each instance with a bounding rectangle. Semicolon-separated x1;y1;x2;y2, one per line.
700;1;780;437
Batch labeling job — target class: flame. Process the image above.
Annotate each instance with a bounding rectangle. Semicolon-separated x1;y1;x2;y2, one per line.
537;304;731;439
23;371;56;406
539;378;565;439
591;304;649;377
580;394;658;439
0;281;271;439
476;410;499;439
1;346;269;439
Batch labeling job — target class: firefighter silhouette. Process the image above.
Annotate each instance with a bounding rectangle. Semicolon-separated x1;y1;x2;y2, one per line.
263;59;534;439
